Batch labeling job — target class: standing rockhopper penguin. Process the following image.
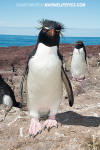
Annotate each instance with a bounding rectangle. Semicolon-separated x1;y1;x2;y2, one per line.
21;19;74;136
71;41;87;81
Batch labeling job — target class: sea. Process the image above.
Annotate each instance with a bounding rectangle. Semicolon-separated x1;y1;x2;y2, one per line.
0;34;100;47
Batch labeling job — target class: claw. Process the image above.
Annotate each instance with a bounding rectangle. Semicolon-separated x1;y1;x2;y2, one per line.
48;128;50;132
44;119;58;130
29;118;42;137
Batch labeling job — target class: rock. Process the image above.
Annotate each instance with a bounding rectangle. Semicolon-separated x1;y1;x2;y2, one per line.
87;56;98;67
64;56;72;72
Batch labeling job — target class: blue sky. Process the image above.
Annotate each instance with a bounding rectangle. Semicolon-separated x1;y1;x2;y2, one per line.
0;0;100;36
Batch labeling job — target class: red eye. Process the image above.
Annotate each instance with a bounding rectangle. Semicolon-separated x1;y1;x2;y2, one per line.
43;29;47;32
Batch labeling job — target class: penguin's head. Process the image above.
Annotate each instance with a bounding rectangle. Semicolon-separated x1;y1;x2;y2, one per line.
75;41;85;49
38;19;64;47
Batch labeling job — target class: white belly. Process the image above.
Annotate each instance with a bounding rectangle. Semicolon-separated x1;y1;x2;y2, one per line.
27;43;63;118
71;48;86;78
3;95;13;107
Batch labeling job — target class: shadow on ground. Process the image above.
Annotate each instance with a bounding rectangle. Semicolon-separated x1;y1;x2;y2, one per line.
56;111;100;127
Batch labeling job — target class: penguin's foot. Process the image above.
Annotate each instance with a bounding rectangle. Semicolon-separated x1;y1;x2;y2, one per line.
44;116;58;130
29;118;42;137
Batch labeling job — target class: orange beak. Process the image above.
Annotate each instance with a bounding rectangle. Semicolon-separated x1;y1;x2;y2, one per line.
48;29;55;37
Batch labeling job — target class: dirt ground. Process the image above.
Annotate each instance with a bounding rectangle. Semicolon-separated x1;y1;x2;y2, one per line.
0;45;100;150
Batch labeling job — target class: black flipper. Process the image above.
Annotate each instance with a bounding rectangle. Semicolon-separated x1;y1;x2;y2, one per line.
61;66;74;107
